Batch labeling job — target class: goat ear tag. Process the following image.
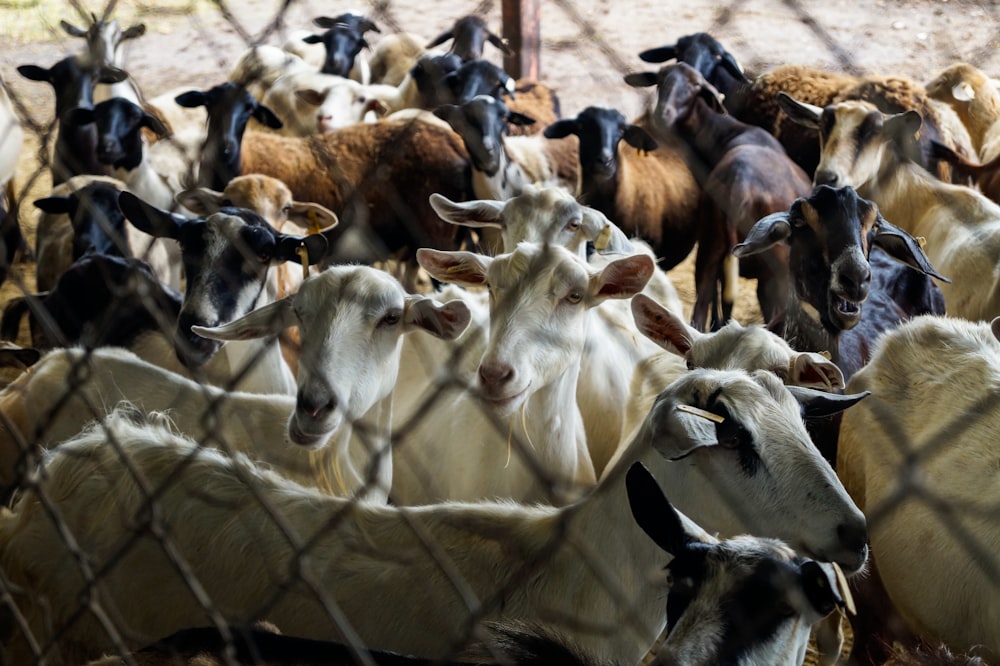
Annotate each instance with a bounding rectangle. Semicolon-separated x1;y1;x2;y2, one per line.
832;563;856;616
594;225;611;251
676;404;724;423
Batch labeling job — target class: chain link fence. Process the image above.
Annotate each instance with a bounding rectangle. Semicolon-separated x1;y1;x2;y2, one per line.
0;0;999;664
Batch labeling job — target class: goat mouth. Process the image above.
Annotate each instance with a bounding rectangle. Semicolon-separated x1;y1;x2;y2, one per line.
831;297;863;328
288;420;329;449
480;385;529;415
805;543;868;577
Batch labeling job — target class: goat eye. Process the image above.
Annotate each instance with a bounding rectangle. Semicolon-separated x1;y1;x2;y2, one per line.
565;291;583;305
565;218;581;231
379;312;401;327
685;359;695;371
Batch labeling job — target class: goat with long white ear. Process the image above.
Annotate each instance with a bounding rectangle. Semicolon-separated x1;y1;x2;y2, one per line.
0;266;470;499
0;367;867;665
392;242;652;504
623;293;845;444
80;463;848;666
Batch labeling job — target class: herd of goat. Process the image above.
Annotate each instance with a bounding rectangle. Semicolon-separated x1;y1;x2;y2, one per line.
0;6;998;666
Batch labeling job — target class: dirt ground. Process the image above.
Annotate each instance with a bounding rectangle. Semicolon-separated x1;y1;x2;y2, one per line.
1;0;997;324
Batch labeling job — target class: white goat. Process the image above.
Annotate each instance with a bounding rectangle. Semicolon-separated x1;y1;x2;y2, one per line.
61;14;146;105
392;242;652;504
0;265;470;498
623;293;846;443
427;189;683;474
229;44;313;102
0;76;23;194
838;314;1000;660
261;71;383;136
780;96;1000;321
74;464;849;666
0;367;866;665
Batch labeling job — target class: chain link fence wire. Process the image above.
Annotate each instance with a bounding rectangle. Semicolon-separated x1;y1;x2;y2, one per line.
0;0;999;664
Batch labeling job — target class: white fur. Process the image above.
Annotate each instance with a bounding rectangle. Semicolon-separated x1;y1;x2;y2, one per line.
0;367;862;665
838;314;1000;660
261;72;371;135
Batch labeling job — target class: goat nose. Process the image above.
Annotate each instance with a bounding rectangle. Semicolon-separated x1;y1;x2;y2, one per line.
479;361;514;388
814;170;840;187
836;519;869;556
297;392;336;419
840;265;872;300
222;139;236;157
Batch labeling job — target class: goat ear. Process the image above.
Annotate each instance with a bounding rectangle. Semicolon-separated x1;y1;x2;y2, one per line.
800;561;840;617
60;20;88;37
0;347;41;370
886;109;922;140
141;111;170;139
118;191;190;240
98;66;129;85
33;196;73;215
175;187;225;216
487;31;513;56
429;193;505;229
360;18;380;34
274;224;338;266
624;72;658;89
698;84;726;114
778;92;822;129
404;296;472;340
872;218;951;283
254;104;283;130
417;248;492;287
543;118;579;139
64;107;95;127
719;53;751;84
951;81;976;102
589;253;654;304
122;23;147;40
17;65;51;83
583;208;633;254
789;352;845;391
174;90;208;109
733;211;792;257
312;16;339;28
626;462;693;556
786;386;870;419
506;111;535;127
426;29;455;49
631;293;700;356
638;45;677;63
193;296;297;341
302;34;324;45
433;104;465;131
285;202;339;233
623;125;658;153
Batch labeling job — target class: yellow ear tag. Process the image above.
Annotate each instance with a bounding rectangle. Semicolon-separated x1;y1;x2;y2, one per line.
831;562;857;616
594;224;612;251
819;350;832;360
307;208;323;234
915;235;927;248
676;404;725;423
296;243;310;281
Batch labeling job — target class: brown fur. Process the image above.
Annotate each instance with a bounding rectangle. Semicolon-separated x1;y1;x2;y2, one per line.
926;63;1000;157
609;114;701;272
241;118;475;265
507;79;561;137
730;65;976;180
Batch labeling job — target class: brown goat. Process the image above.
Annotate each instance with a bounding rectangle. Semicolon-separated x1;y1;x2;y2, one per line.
627;62;812;331
237;118;475;285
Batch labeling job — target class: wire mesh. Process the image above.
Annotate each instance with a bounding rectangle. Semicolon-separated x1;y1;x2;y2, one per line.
0;0;998;664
